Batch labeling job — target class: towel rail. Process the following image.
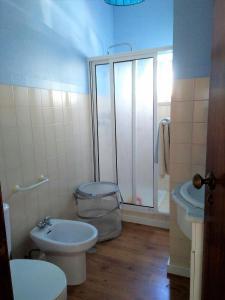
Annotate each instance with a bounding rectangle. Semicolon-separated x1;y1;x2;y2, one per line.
13;175;49;193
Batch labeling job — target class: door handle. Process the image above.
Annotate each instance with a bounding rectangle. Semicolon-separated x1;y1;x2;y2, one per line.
192;172;216;190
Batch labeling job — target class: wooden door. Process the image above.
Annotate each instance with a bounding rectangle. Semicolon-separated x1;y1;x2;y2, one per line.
0;185;14;299
201;0;225;299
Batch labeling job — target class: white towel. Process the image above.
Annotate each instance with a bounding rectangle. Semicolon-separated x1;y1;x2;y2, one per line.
158;118;170;177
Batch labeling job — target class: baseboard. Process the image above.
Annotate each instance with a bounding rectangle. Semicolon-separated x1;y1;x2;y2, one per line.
122;213;169;229
167;257;190;278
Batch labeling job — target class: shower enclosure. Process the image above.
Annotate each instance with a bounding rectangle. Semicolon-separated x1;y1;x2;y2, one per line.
89;48;171;211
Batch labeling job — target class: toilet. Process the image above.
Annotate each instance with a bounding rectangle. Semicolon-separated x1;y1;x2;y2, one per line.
3;203;67;300
10;260;67;300
30;218;98;285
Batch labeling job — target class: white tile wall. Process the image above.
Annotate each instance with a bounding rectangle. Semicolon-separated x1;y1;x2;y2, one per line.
170;143;192;165
172;79;195;101
192;123;208;145
0;84;93;257
194;78;210;100
171;123;192;144
171;101;194;122
193;100;209;122
169;77;209;272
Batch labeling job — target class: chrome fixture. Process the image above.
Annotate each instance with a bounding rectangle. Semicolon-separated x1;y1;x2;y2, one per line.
104;0;144;6
37;216;52;229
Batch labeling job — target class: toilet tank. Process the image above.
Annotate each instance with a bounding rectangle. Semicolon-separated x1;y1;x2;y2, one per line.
3;203;12;256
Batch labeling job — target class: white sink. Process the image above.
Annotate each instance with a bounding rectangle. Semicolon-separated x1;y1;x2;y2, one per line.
180;181;205;209
177;205;192;239
172;181;205;240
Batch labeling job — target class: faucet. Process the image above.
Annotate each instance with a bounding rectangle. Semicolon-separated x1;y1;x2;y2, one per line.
37;216;52;229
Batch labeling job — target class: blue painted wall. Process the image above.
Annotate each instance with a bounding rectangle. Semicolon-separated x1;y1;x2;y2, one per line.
0;0;214;91
113;0;173;52
173;0;213;79
0;0;114;93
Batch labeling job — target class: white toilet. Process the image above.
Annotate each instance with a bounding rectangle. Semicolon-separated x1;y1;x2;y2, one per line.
3;203;67;300
30;218;98;285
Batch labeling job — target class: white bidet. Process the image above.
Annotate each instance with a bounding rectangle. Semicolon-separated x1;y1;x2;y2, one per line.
30;219;98;285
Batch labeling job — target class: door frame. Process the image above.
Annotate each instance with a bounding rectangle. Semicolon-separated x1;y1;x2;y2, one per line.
88;46;172;212
201;0;225;298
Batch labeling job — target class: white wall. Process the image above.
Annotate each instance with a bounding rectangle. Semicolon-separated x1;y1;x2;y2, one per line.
0;84;93;257
169;77;209;274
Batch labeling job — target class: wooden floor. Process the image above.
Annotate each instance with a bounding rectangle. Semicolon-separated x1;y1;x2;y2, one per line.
68;222;190;300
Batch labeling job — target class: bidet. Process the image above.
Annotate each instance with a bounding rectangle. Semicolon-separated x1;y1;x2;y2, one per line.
30;219;98;285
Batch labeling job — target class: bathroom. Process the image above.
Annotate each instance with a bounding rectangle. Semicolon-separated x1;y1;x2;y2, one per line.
0;0;217;299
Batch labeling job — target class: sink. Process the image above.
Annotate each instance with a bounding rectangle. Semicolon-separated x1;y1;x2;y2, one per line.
177;205;192;239
172;181;205;240
180;181;205;209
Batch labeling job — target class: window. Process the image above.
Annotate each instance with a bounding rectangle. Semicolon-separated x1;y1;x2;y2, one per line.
157;51;173;103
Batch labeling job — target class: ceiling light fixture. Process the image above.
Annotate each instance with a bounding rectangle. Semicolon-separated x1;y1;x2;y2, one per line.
104;0;144;6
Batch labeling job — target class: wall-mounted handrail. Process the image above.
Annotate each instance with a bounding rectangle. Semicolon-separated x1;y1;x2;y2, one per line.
12;175;49;193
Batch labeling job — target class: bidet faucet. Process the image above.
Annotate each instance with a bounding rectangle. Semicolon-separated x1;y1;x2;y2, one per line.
37;216;52;229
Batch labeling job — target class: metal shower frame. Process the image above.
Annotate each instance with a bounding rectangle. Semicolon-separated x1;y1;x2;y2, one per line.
88;46;172;213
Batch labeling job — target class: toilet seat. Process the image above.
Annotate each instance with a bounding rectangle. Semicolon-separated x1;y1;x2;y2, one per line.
10;259;67;300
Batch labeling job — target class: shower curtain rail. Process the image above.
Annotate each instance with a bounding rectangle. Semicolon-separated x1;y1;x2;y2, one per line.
107;43;133;54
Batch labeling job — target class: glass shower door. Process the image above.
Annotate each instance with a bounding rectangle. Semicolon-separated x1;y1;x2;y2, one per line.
135;58;154;207
95;64;116;182
93;55;155;208
114;58;154;207
114;61;133;204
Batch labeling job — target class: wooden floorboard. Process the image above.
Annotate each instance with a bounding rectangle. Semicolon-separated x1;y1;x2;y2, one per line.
68;222;190;300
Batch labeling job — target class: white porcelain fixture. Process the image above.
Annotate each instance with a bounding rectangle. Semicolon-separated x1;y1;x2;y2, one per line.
180;180;205;209
177;205;192;239
10;259;67;300
172;181;204;240
172;181;205;300
3;203;67;300
30;219;98;285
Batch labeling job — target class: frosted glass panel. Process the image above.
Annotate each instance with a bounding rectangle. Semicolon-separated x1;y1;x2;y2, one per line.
96;64;116;182
157;52;173;103
94;57;155;207
135;58;154;207
114;58;154;207
114;62;133;204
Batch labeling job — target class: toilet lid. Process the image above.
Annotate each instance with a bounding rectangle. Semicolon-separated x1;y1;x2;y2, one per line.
10;259;67;300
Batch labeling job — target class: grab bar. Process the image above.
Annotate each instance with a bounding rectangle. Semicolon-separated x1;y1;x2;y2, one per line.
13;175;49;193
107;43;133;55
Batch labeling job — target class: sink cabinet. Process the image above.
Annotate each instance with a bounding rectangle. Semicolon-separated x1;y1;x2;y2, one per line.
174;203;204;300
171;181;204;300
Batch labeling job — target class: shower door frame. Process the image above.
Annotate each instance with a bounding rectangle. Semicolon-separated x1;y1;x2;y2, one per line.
89;47;171;213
